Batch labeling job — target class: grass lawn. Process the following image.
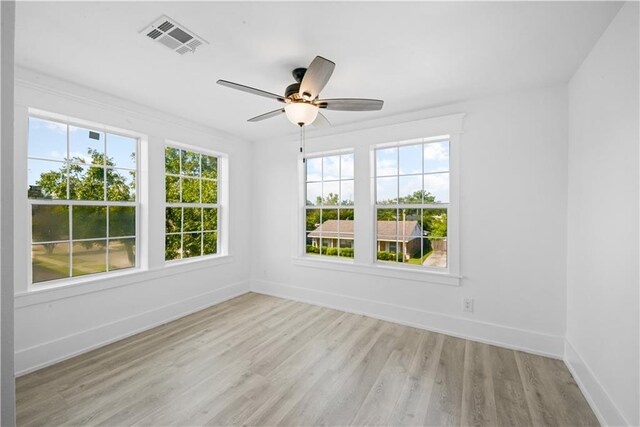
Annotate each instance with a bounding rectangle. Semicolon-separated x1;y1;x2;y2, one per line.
407;250;433;265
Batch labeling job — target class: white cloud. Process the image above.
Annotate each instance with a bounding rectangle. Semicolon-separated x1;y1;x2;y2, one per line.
323;155;340;180
423;141;449;162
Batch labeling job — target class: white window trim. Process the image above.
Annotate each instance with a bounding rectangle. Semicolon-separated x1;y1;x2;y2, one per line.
164;140;229;263
300;148;356;262
372;135;453;273
26;112;142;290
296;113;463;286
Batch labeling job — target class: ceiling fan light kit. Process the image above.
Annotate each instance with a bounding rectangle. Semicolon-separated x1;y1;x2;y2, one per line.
284;102;319;126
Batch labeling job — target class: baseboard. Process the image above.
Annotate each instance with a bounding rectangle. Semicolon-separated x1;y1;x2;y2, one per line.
15;280;250;376
564;340;630;427
251;279;564;359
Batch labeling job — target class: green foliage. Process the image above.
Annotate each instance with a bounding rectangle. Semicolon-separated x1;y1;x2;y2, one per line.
339;247;354;258
33;148;135;258
305;245;354;258
377;250;400;261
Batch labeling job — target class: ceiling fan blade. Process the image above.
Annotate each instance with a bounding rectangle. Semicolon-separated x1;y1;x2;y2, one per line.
312;112;331;128
217;80;285;103
315;98;384;111
247;108;285;122
299;56;335;101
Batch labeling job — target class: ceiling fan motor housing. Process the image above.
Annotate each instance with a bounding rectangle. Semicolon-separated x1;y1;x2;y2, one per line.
285;83;301;99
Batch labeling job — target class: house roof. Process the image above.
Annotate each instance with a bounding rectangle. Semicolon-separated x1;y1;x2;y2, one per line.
308;220;421;241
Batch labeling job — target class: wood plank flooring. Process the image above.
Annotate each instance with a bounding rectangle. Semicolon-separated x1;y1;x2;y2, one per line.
16;293;599;427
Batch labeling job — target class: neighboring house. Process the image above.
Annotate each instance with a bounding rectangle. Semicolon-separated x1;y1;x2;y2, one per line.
307;220;423;260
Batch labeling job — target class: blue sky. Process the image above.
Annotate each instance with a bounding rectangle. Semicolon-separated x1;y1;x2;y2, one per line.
306;142;450;204
28;117;136;168
28;117;137;191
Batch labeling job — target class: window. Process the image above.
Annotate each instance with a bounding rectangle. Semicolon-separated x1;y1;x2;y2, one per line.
375;139;449;269
28;116;138;284
304;152;355;259
164;146;219;261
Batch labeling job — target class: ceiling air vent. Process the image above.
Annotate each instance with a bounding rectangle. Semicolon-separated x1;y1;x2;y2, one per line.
141;15;208;55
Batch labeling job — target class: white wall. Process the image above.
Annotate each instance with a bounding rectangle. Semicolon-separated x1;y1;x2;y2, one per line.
1;1;16;424
251;85;569;358
566;3;639;426
12;68;253;374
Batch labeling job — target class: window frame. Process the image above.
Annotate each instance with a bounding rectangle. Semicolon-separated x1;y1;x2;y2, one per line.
373;136;451;273
164;141;224;264
296;115;462;286
27;113;141;288
300;148;355;263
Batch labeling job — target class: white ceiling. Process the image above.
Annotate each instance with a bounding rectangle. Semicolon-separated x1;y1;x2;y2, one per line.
16;1;621;142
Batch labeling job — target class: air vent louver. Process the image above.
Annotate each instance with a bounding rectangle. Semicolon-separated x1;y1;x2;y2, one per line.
141;15;208;55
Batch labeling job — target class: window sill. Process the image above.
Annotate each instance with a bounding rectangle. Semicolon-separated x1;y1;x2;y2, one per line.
15;255;235;308
291;256;461;286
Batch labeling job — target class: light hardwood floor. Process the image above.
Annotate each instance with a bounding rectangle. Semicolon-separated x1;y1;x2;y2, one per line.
16;293;599;426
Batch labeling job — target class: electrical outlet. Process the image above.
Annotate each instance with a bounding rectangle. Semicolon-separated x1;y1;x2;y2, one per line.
463;298;474;313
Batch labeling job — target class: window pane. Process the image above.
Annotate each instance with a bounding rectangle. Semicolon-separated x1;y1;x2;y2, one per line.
377;208;398;241
423;208;447;238
181;177;200;203
338;208;354;243
183;232;202;258
400;208;422;265
165;234;181;261
165;207;182;233
165;176;180;203
341;153;354;179
183;207;202;232
201;155;217;179
107;134;136;169
376;147;397;177
28;159;67;199
107;168;135;201
202;180;217;204
422;208;447;268
306;182;322;206
28;117;67;161
323;181;339;206
69;126;104;165
340;180;354;206
69;165;104;201
322;208;338;222
424;141;449;173
181;150;200;176
72;240;107;277
306;157;322;182
423;238;447;268
399;175;422;203
424;173;450;203
399;144;422;175
306;209;321;232
203;208;217;231
32;205;69;242
376;176;397;204
203;232;217;255
73;206;107;240
32;242;69;283
165;147;180;174
110;206;136;237
323;156;340;180
109;238;136;271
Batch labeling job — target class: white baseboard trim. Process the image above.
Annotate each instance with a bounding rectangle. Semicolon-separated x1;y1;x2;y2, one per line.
564;339;630;427
251;279;564;359
15;280;250;376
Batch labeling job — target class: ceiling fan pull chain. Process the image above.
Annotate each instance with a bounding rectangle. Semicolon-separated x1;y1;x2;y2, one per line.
303;125;306;163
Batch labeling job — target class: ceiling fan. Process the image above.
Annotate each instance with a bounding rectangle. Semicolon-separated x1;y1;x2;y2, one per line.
216;56;384;128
